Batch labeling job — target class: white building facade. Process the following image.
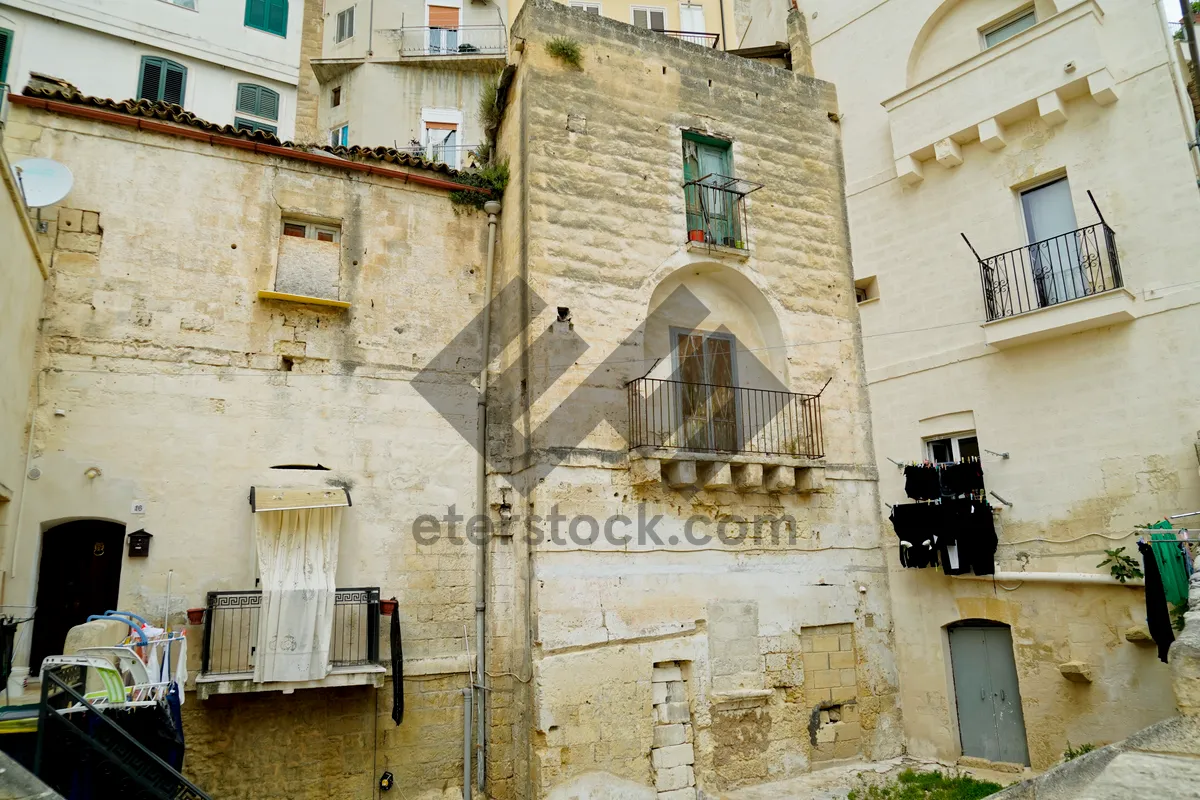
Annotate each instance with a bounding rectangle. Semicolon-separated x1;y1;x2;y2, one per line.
787;0;1200;772
0;0;303;139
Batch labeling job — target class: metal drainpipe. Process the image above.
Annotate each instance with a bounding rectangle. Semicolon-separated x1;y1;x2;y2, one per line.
475;199;502;797
462;688;473;799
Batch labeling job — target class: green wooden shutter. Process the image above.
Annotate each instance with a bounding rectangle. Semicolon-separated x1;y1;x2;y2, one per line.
162;60;186;105
235;117;278;135
236;84;280;120
236;83;258;114
0;29;12;86
266;0;288;35
138;57;163;101
258;87;279;119
245;0;267;30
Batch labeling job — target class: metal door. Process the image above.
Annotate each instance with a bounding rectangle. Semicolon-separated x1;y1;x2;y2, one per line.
949;624;1030;766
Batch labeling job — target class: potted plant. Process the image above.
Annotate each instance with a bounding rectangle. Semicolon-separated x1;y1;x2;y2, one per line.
186;607;205;625
380;598;398;616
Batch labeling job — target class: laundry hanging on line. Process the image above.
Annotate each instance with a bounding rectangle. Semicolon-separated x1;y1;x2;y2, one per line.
903;458;985;502
889;498;997;576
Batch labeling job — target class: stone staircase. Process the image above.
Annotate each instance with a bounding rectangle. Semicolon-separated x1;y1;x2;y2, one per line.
992;572;1200;799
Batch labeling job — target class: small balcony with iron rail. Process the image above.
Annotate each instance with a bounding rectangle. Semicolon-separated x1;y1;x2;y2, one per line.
196;587;383;698
965;192;1135;349
661;30;720;48
627;377;827;495
684;175;763;258
386;25;508;60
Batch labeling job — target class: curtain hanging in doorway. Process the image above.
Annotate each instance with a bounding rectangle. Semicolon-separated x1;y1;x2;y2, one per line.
253;506;342;683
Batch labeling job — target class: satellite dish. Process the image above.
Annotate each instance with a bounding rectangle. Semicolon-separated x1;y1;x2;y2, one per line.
11;158;74;208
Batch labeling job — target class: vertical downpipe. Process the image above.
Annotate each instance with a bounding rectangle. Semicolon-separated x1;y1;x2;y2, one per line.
462;688;473;799
475;199;502;797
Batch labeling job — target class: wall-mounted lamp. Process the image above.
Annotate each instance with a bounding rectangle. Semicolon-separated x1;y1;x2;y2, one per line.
84;467;102;480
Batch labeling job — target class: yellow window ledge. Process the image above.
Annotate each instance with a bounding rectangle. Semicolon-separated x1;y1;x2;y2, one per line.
257;290;351;310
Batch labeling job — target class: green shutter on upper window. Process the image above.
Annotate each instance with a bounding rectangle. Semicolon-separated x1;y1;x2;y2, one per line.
246;0;288;35
139;56;187;105
0;29;13;86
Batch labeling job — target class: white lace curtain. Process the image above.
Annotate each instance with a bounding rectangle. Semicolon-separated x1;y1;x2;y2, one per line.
253;507;342;683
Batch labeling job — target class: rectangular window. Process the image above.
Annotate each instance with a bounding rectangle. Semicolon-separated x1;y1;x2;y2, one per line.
281;219;340;242
235;117;278;135
138;56;188;106
682;132;740;246
632;6;666;30
428;6;460;52
924;434;979;465
0;28;12;85
673;330;737;452
160;0;197;9
331;86;341;107
982;8;1035;48
236;83;280;120
245;0;289;36
336;6;355;42
569;1;601;13
423;120;459;166
330;124;349;147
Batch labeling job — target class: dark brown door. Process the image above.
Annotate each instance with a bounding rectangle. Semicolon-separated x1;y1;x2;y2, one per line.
29;520;125;672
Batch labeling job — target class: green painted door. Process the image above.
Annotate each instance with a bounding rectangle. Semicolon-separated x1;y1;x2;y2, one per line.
683;137;738;245
949;624;1030;766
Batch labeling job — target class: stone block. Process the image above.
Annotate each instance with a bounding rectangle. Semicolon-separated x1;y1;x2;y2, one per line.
831;685;857;703
828;651;854;670
764;465;795;493
934;137;963;168
765;653;787;671
1038;91;1067;126
666;681;686;702
657;702;691;724
805;688;831;705
662;460;697;489
652;665;682;682
803;653;828;671
812;635;840;653
839;669;857;687
836;722;861;741
631;458;662;486
796;467;825;493
654;765;693;791
650;743;694;769
653;682;669;704
814;670;838;689
978;117;1007;151
834;739;860;759
815;725;836;744
839;634;853;651
1088;69;1119;106
700;462;732;489
1124;625;1153;644
653;724;686;748
56;231;102;253
81;211;101;233
1058;661;1093;683
732;463;762;490
896;155;923;187
57;208;83;232
657;789;696;800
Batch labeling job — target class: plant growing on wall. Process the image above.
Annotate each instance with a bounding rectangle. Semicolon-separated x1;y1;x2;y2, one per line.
545;37;584;69
847;769;1002;800
1172;602;1188;632
448;70;511;211
1063;741;1097;762
1175;2;1200;40
1097;547;1144;584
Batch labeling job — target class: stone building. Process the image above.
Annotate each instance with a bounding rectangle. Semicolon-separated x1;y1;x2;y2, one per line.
483;0;900;796
749;0;1200;773
0;0;901;797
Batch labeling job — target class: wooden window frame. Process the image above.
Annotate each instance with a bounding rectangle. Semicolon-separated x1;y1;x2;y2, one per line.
282;219;341;243
331;86;342;107
631;5;667;30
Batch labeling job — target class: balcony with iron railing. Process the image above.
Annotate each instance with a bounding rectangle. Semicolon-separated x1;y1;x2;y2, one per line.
387;25;507;58
197;587;382;697
660;30;720;48
684;175;763;254
627;377;827;494
406;142;481;169
965;194;1134;348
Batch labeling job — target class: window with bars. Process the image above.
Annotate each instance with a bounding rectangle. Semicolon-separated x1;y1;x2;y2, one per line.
245;0;288;35
336;7;355;42
0;28;12;85
631;6;666;30
235;83;280;121
138;56;187;106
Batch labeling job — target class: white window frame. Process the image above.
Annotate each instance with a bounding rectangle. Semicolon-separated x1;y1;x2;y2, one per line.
424;0;463;54
159;0;198;10
282;219;341;243
420;107;464;168
330;123;349;147
335;6;356;42
980;6;1036;50
631;5;667;31
923;432;979;465
569;1;602;13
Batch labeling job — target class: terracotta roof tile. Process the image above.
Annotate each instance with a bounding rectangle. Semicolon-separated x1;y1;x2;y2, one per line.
20;85;465;178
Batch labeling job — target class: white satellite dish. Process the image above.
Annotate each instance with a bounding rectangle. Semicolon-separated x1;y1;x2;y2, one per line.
12;158;74;208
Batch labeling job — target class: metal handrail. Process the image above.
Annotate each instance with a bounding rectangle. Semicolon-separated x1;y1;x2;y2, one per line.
385;25;507;56
628;376;824;458
973;220;1122;321
660;30;720;48
683;174;762;250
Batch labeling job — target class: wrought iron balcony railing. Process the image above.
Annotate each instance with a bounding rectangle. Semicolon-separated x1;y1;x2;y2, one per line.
200;587;380;676
405;142;481;169
628;377;824;458
684;174;763;250
968;217;1122;322
390;25;507;57
661;30;720;48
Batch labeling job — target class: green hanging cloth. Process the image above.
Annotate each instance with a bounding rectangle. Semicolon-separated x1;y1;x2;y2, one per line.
1149;531;1190;606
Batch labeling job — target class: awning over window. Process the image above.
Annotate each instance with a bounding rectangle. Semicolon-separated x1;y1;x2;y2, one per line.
249;486;351;513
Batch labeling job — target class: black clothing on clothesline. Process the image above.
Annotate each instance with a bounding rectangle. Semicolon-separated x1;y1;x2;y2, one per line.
903;465;941;501
391;598;404;725
1138;540;1175;663
890;499;996;576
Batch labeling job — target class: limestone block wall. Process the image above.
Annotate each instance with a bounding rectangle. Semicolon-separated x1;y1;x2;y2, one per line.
491;2;902;796
2;105;493;799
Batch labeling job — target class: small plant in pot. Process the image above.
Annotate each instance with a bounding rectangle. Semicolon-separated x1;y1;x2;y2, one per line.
186;607;205;625
380;598;398;616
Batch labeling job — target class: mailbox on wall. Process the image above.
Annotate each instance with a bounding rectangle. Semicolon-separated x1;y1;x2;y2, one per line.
127;529;153;558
